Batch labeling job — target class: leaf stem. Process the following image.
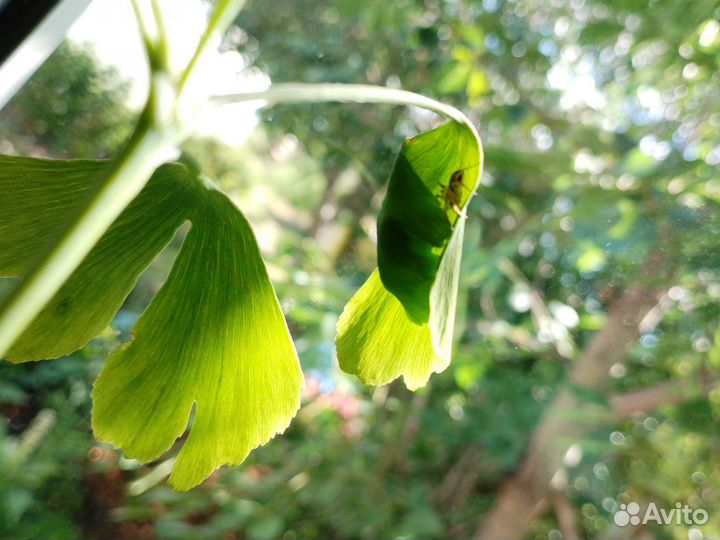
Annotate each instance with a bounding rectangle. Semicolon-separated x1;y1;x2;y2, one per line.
212;83;479;134
130;0;156;61
150;0;171;72
177;0;247;93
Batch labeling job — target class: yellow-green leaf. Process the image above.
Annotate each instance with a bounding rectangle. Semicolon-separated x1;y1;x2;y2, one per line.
0;155;107;277
92;187;303;491
377;121;481;323
1;160;193;362
338;120;482;390
336;270;447;391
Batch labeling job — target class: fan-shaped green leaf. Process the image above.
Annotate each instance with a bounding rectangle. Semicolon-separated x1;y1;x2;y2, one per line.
92;186;303;491
0;159;194;362
338;121;482;389
0;155;106;277
336;270;447;390
377;121;481;323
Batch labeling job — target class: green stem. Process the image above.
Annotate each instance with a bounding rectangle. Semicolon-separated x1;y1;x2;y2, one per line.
212;83;479;135
0;115;176;358
177;0;247;94
150;0;171;71
131;0;155;60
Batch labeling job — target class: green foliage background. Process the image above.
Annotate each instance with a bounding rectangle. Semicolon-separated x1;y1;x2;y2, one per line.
1;0;720;539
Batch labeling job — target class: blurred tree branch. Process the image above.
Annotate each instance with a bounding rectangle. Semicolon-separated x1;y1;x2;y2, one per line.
498;257;577;359
610;375;720;420
475;255;667;539
434;444;487;511
553;493;581;540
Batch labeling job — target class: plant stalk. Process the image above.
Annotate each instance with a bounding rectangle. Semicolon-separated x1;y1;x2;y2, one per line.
177;0;247;94
212;83;479;135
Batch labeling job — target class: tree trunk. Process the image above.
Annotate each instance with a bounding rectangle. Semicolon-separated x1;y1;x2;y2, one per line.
475;283;662;539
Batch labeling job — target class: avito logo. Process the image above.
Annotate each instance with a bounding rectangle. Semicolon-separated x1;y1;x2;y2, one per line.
613;501;708;527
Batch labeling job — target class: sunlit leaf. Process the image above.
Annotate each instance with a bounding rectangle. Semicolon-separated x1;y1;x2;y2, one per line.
709;329;720;368
436;62;472;95
467;70;489;101
1;153;302;489
92;186;303;491
0;159;193;361
338;121;482;389
336;270;445;391
607;198;638;239
575;241;607;273
377;121;481;323
0;155;106;277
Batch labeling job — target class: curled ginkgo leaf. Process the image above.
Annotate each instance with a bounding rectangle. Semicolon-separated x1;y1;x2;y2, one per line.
337;120;482;389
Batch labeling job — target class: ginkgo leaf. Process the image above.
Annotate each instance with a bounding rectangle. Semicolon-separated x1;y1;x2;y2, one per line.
0;155;107;277
92;186;303;491
337;121;482;389
2;153;303;490
428;217;465;361
336;270;447;391
336;222;464;390
0;159;194;362
377;121;481;323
